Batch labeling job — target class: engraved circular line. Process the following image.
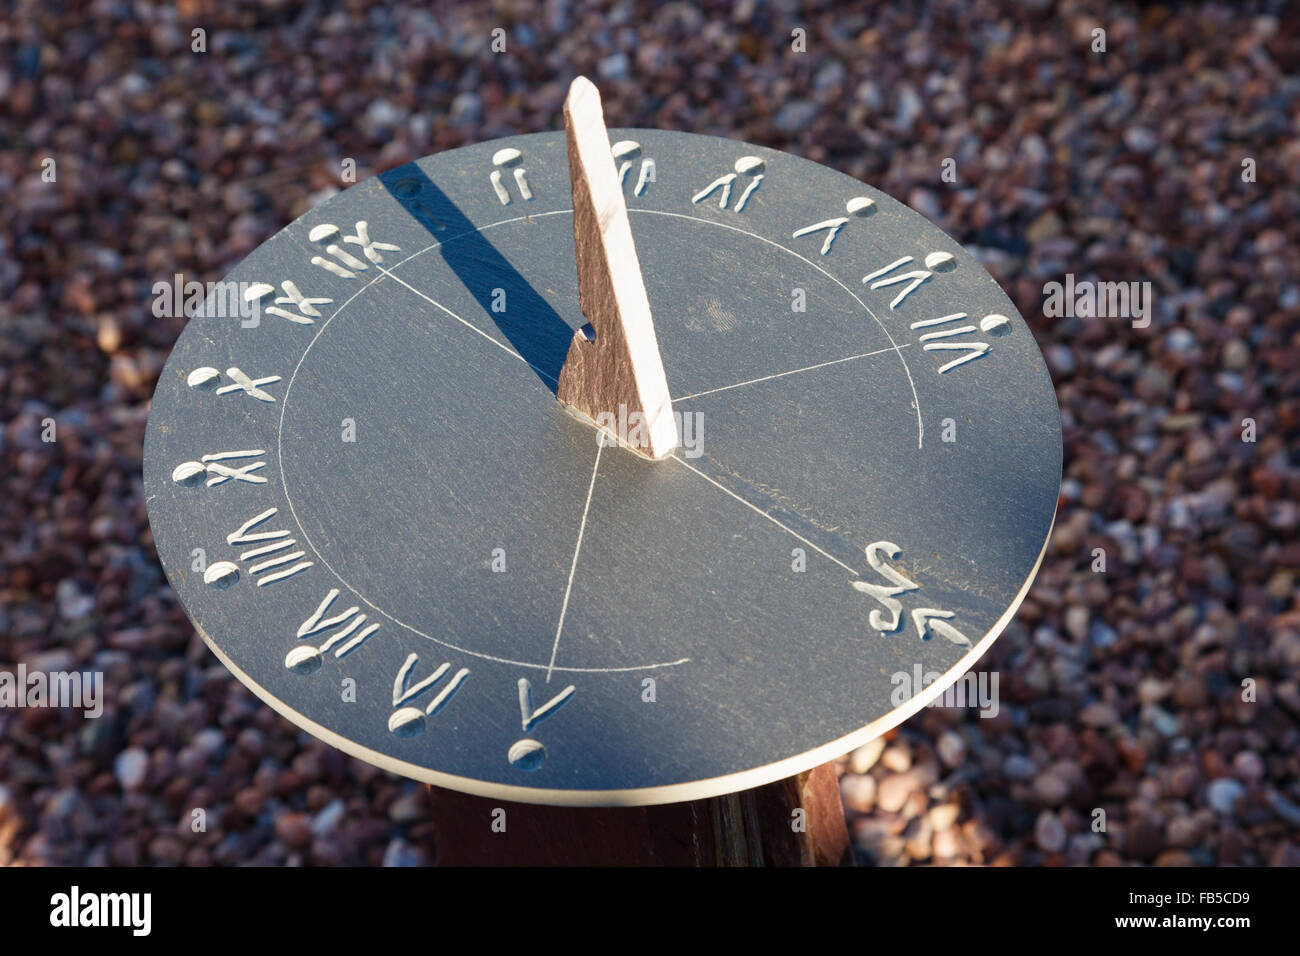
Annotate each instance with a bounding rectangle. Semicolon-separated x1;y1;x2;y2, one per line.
276;209;694;672
274;206;964;670
189;507;1057;806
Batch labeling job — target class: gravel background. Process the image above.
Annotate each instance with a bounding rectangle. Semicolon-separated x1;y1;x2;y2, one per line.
1;0;1298;866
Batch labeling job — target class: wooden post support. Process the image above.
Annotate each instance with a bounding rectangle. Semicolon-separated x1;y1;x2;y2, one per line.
425;759;853;866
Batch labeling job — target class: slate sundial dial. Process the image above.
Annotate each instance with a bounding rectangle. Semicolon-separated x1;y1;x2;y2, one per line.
144;78;1060;808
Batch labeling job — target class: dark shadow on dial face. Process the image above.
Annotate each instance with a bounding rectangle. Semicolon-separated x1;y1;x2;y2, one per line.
379;164;575;393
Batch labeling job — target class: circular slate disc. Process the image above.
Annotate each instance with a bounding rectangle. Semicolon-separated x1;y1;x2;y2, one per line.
144;129;1061;806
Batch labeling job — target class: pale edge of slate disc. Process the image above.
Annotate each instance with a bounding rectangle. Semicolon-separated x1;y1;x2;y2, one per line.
192;526;1051;806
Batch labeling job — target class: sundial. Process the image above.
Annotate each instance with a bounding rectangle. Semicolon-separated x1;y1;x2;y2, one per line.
144;78;1060;808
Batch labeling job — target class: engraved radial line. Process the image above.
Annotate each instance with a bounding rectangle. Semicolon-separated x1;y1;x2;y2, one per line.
276;206;894;670
628;208;924;449
675;344;911;402
275;219;688;673
286;207;918;443
546;442;603;682
376;265;558;384
670;455;858;576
